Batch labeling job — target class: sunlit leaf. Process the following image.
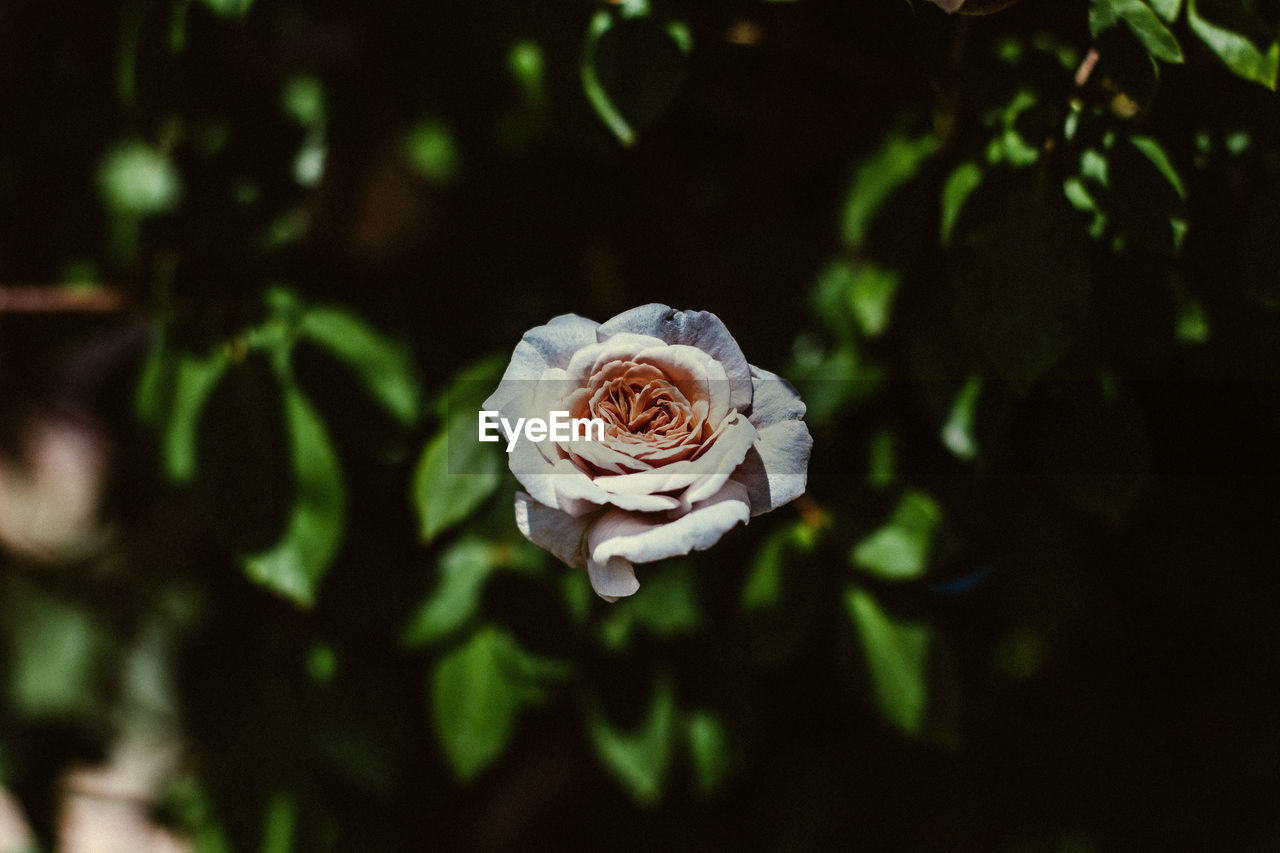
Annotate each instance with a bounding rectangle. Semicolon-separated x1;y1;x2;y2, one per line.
940;374;982;461
847;264;901;338
164;349;232;483
431;627;566;780
1149;0;1183;21
412;412;502;543
841;131;940;249
940;162;983;247
847;587;931;735
241;385;346;607
1091;0;1184;63
852;490;941;581
98;141;181;215
297;307;421;426
1187;0;1279;88
586;678;677;804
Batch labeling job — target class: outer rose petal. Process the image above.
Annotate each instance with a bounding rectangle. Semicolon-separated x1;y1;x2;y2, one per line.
483;313;599;413
735;366;813;516
514;491;590;568
587;479;751;568
587;556;639;602
596;304;754;412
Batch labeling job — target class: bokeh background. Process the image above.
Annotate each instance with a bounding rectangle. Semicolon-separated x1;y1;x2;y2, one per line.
2;0;1279;850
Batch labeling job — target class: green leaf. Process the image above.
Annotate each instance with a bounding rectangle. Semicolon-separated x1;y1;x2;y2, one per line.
740;522;815;612
198;0;254;19
0;577;116;719
98;141;182;215
412;412;502;543
586;678;677;804
847;264;901;338
954;170;1090;388
940;162;983;247
402;537;498;647
1149;0;1183;21
404;121;460;184
431;627;566;780
582;10;691;146
851;490;941;581
1091;0;1185;63
841;131;940;249
164;349;232;483
1188;0;1279;87
626;561;701;637
940;374;982;461
847;587;931;735
296;307;420;426
685;711;731;794
241;385;346;607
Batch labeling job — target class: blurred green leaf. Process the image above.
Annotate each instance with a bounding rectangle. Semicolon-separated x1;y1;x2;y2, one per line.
198;0;254;19
940;162;983;247
1091;0;1185;63
852;490;941;581
261;791;297;853
587;677;676;804
402;537;498;647
431;627;566;780
741;521;816;612
847;587;931;735
842;131;940;249
954;170;1090;387
241;385;346;607
412;412;502;543
867;428;897;489
685;711;731;794
405;121;460;184
627;561;701;637
1188;0;1279;87
847;264;901;338
582;10;691;146
297;307;421;426
98;140;181;215
940;374;982;461
0;578;116;719
1150;0;1183;19
164;349;232;483
282;76;325;130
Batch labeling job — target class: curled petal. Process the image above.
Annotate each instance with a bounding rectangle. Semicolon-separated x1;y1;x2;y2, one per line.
733;420;812;516
587;479;751;567
597;304;754;411
587;555;640;601
745;365;807;429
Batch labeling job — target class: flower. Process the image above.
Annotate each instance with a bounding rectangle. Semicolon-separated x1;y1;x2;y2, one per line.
483;304;812;601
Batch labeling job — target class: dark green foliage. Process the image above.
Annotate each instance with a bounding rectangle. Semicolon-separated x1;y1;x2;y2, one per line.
2;0;1279;850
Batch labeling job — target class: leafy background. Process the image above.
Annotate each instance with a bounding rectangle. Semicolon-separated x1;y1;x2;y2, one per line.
1;0;1279;849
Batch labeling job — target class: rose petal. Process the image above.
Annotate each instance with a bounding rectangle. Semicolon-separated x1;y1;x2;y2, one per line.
483;314;599;412
590;413;757;504
631;344;731;425
586;555;640;601
587;479;751;566
732;419;812;516
597;304;754;411
563;333;669;384
745;365;807;429
515;492;589;568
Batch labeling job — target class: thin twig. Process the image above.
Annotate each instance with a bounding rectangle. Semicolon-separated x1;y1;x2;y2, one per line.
0;285;128;313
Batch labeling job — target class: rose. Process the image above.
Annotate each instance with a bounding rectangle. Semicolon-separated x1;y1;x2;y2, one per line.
483;304;812;601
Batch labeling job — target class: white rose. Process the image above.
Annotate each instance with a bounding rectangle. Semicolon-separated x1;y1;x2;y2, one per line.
484;304;812;601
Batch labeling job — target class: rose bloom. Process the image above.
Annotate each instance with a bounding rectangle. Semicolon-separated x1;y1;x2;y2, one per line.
484;304;812;601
